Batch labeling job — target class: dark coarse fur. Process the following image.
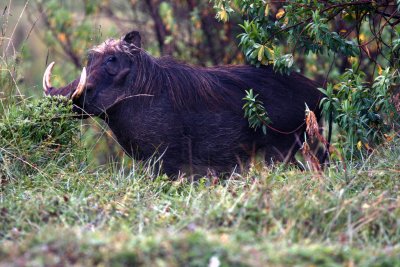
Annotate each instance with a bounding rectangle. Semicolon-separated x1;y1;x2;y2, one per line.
46;31;322;177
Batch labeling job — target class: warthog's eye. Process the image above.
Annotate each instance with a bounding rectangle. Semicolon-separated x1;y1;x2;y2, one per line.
107;56;116;62
105;55;119;76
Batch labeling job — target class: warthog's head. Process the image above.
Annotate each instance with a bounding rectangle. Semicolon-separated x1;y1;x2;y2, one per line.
43;31;142;116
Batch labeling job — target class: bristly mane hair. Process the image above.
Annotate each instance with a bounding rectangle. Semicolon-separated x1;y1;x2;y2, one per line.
91;38;247;110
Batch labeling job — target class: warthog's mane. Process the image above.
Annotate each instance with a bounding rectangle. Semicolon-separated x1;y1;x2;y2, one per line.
90;38;140;55
90;38;247;110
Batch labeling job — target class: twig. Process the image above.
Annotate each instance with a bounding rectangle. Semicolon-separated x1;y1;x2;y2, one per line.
5;0;29;57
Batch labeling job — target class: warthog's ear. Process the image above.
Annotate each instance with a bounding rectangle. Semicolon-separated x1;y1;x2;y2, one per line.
123;31;141;49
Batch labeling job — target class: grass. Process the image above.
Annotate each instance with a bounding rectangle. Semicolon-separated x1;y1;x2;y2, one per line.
1;97;400;266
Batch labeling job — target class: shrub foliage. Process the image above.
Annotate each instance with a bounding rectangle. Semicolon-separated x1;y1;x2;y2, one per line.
213;0;400;160
0;97;81;179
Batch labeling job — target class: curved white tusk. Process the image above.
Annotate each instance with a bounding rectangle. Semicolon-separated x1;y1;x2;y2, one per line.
72;67;87;99
43;62;55;94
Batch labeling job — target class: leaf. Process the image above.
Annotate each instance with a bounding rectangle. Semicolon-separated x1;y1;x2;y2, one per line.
265;4;269;17
276;8;285;19
357;141;362;150
218;9;228;22
377;64;383;75
258;45;265;61
364;143;372;151
57;33;67;43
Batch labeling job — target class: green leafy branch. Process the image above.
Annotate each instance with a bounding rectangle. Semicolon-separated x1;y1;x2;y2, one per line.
214;1;399;72
242;89;271;135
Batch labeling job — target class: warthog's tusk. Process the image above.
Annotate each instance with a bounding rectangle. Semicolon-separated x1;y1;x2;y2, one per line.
72;67;87;99
43;62;55;94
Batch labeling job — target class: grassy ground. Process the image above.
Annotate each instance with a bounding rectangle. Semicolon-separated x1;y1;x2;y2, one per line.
1;97;400;266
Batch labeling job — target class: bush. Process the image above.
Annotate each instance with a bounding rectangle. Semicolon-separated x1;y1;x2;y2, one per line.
320;68;400;159
0;96;82;179
213;0;400;161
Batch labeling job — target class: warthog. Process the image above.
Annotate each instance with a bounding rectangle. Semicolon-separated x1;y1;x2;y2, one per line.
43;30;322;176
